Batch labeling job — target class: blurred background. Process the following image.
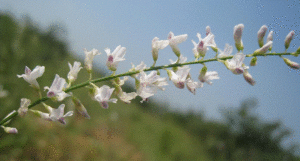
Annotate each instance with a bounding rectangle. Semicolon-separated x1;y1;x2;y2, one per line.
0;0;300;160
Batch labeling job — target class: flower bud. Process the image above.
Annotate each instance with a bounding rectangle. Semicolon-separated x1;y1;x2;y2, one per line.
233;24;244;51
250;57;257;66
198;66;208;82
1;126;18;134
282;57;300;69
293;46;300;57
72;96;90;119
206;26;211;36
2;110;16;126
18;98;31;117
284;30;295;50
257;25;268;47
253;41;273;55
267;31;273;51
243;70;256;86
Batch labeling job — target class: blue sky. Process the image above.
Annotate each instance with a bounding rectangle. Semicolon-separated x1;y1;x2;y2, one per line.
1;0;300;151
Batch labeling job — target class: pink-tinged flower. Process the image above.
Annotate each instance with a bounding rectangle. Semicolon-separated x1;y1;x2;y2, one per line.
17;66;45;89
285;30;295;50
105;45;126;71
243;70;256;86
68;61;82;83
168;67;191;89
282;57;300;69
253;41;273;55
267;31;273;51
218;44;233;58
1;126;18;134
49;104;73;124
198;67;220;85
44;74;70;101
72;96;90;119
94;85;117;109
168;32;188;57
31;104;73;124
152;37;169;63
18;98;31;117
192;33;216;58
84;48;101;72
225;53;248;75
137;71;168;102
257;25;268;47
186;78;203;95
233;24;244;51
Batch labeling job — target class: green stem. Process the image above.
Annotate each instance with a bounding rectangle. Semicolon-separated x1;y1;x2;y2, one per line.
0;52;295;126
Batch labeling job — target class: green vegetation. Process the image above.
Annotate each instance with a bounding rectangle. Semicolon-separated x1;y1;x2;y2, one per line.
0;13;299;160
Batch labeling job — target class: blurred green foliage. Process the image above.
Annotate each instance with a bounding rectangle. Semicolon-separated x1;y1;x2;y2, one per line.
0;13;299;160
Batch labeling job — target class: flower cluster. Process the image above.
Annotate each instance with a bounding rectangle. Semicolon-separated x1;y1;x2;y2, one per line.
1;24;299;134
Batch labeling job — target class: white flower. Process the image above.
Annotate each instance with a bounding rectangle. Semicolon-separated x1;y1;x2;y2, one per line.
137;71;168;102
152;37;169;62
168;31;188;57
0;85;8;98
253;41;273;55
17;66;45;89
129;61;147;78
226;53;248;75
218;44;233;58
192;32;216;58
1;126;18;134
169;67;191;89
49;104;73;124
233;24;244;51
94;85;117;109
205;26;218;52
257;25;268;47
105;45;126;71
18;98;31;117
186;78;203;95
68;61;82;83
198;66;220;85
84;48;101;72
44;74;70;101
31;104;73;124
118;91;137;104
198;71;220;85
284;30;295;50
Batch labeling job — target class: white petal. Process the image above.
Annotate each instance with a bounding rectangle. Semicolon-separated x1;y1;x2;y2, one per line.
63;111;74;117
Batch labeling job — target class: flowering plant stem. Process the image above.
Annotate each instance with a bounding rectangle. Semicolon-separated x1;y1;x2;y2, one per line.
0;51;296;126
